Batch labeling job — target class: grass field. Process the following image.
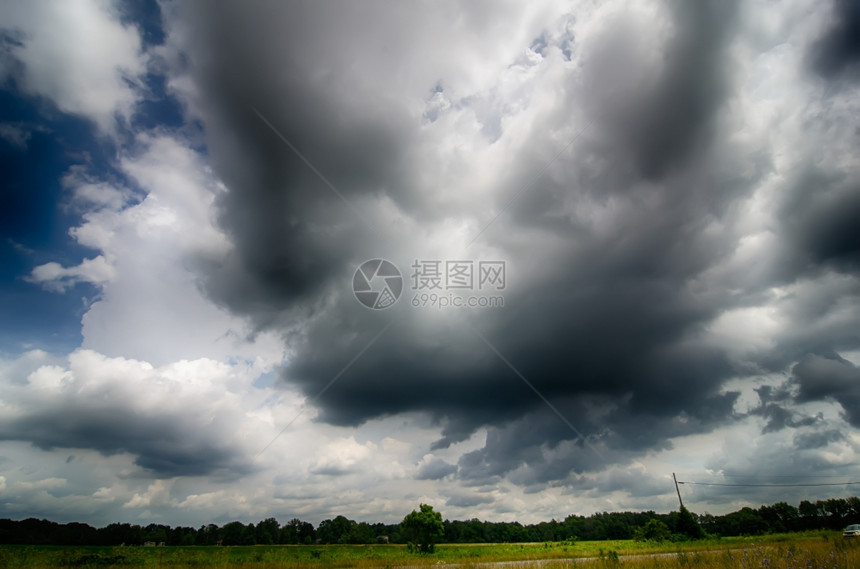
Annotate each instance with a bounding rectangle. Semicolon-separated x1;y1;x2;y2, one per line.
1;532;857;569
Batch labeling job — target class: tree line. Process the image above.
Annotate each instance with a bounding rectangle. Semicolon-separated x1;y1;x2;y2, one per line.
1;497;859;546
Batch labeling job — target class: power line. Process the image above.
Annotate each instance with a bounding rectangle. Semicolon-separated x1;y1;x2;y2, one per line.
678;481;860;488
719;474;855;479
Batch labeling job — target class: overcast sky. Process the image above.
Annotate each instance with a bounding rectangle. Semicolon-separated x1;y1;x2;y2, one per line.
0;0;859;528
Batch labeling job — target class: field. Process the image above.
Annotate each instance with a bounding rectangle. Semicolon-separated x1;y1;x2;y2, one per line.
1;532;858;569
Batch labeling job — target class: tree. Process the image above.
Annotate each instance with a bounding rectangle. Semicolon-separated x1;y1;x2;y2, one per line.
142;523;168;544
799;500;822;522
222;521;253;545
346;522;376;544
759;502;799;532
675;506;706;540
317;516;355;544
255;518;279;545
401;504;444;553
634;519;671;542
196;524;221;545
282;518;315;544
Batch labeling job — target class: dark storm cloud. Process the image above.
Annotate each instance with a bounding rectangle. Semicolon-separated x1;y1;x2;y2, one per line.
179;0;744;469
611;1;738;179
794;353;860;426
754;403;820;433
416;458;458;480
167;1;418;328
0;406;253;478
795;184;860;270
810;0;860;80
169;0;859;489
445;492;495;509
755;385;793;406
750;383;822;434
571;468;669;499
776;168;860;279
460;390;739;484
793;429;845;450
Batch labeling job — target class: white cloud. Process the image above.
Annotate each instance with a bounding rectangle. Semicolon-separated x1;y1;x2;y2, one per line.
18;477;66;491
92;487;116;503
3;0;859;529
123;479;173;509
63;166;131;212
0;0;147;135
31;132;285;367
26;256;117;293
310;437;376;475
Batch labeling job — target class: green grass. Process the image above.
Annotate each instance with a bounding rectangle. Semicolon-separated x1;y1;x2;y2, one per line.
0;532;854;569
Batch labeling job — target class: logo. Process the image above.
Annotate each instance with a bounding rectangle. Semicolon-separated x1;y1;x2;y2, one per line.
352;259;403;310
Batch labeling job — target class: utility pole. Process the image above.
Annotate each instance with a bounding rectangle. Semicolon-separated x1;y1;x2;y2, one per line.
673;472;684;509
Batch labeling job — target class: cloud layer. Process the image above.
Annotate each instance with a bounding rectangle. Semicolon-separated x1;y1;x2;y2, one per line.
161;0;860;479
0;0;858;526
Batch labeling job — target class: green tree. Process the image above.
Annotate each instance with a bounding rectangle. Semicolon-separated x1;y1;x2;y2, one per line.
222;521;254;545
317;516;356;544
347;522;376;544
759;502;799;532
675;506;706;540
143;523;168;544
401;504;444;553
282;518;315;544
255;517;279;545
634;519;671;542
799;500;822;521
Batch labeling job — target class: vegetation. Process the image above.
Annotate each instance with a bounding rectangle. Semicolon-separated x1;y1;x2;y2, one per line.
1;497;860;547
0;532;857;568
400;504;444;553
677;506;707;540
633;519;672;542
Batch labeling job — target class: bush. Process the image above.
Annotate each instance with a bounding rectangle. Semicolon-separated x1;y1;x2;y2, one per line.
634;519;672;542
676;506;706;540
401;504;444;554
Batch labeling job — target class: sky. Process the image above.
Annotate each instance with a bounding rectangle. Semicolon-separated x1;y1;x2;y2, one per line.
0;0;859;528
